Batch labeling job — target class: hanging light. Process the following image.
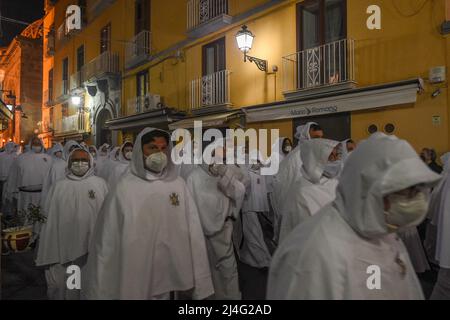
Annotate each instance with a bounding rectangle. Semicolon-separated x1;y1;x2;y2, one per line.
236;25;254;54
235;25;268;72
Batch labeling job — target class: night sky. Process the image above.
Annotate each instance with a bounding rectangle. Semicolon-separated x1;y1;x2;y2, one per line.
0;0;44;47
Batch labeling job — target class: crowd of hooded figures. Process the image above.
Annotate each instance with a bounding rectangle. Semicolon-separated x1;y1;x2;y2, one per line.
1;121;450;300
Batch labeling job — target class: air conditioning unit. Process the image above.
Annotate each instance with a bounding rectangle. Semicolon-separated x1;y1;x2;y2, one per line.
143;94;162;112
430;66;446;84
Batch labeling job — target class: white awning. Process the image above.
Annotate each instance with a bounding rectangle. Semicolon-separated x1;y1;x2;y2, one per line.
243;79;422;123
168;111;242;130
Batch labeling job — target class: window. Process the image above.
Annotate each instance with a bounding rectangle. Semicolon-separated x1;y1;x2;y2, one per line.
62;103;69;118
135;0;150;34
100;24;111;54
297;0;346;51
136;71;148;97
78;0;87;24
48;68;53;101
76;45;84;72
202;37;226;76
62;57;69;94
296;0;346;88
49;108;54;126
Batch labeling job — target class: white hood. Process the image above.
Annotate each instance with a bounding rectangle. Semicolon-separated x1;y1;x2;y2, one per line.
65;148;96;181
4;142;17;154
117;141;133;164
63;140;81;160
130;127;178;182
300;138;339;184
334;133;441;238
294;122;318;141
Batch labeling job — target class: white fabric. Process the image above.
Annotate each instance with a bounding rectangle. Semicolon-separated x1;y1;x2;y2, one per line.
271;122;317;239
268;134;440;299
0;142;18;181
96;147;120;181
279;138;339;243
430;152;450;268
82;128;213;300
107;142;132;189
36;174;108;266
187;165;245;299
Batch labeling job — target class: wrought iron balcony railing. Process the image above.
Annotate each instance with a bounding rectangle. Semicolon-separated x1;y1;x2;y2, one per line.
187;0;229;31
282;38;355;95
125;30;151;69
189;69;231;110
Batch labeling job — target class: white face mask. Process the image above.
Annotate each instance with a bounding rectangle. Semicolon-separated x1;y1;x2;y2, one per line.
283;145;292;153
71;161;90;177
384;191;429;232
125;151;133;161
32;146;42;153
145;152;167;173
322;160;342;179
91;152;97;158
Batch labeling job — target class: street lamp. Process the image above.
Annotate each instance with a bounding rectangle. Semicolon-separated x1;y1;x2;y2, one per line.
235;25;268;72
71;95;81;106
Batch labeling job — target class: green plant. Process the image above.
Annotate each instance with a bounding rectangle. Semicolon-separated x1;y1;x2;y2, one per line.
1;204;46;231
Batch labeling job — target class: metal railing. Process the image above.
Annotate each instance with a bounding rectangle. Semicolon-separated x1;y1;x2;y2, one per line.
82;51;120;81
125;30;151;68
54;112;88;134
190;69;231;110
187;0;229;30
56;22;65;43
70;71;84;90
282;38;355;93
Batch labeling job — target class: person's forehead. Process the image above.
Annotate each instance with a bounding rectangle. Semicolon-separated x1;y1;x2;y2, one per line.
147;137;168;147
71;150;89;159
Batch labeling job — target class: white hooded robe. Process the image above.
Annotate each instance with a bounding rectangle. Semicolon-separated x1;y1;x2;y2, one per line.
36;150;108;300
82;128;214;300
267;134;440;300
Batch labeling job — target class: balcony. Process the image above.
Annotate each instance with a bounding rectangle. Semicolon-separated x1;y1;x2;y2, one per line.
43;89;54;107
187;0;232;38
82;51;120;81
125;30;151;69
70;71;84;91
190;70;231;113
54;113;89;135
282;39;356;100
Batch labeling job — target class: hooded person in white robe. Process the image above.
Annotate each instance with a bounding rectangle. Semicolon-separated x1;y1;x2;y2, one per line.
428;153;450;299
425;152;450;265
239;151;273;269
267;133;440;300
0;142;19;205
278;138;340;243
97;146;120;181
40;141;81;216
271;122;323;242
36;148;108;300
11;137;52;219
186;141;247;300
107;141;133;189
94;143;110;176
82;128;213;300
266;138;292;242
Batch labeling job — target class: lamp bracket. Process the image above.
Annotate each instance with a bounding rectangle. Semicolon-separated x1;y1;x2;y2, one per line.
245;53;268;72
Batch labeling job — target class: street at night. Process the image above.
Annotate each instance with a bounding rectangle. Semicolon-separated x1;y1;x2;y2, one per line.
0;0;450;307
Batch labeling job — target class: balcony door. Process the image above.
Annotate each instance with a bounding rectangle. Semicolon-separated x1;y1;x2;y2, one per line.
202;37;225;107
297;0;346;88
135;0;151;35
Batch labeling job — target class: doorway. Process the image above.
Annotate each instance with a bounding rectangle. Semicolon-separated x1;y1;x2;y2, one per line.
96;108;112;147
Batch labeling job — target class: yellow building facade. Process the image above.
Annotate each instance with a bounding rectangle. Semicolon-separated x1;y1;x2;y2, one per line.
43;0;450;157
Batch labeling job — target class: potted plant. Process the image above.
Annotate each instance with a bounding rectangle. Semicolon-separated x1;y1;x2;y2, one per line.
1;204;46;253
